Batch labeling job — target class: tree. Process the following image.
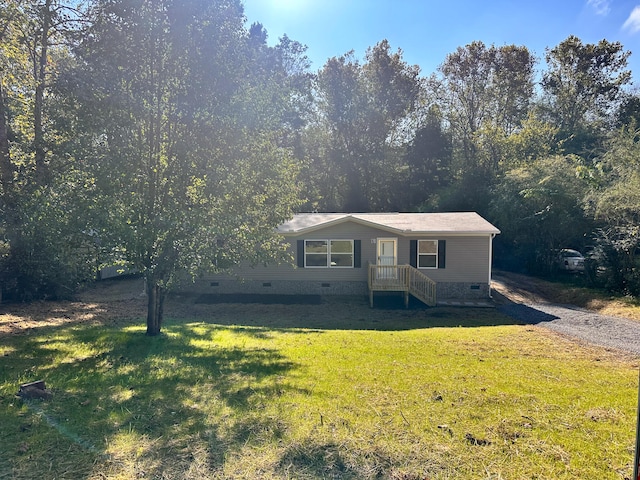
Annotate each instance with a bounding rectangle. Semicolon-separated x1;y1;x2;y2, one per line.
490;155;592;273
0;0;92;300
438;41;535;177
435;41;535;213
313;51;366;211
585;124;640;294
311;40;420;212
76;0;302;335
617;90;640;128
402;105;452;210
541;35;631;157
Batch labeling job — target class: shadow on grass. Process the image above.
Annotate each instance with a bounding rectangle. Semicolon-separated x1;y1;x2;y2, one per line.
1;298;571;479
173;294;542;331
0;321;309;479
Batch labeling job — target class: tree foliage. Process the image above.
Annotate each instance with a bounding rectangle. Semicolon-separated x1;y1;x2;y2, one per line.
2;17;640;312
439;41;535;176
309;41;420;212
584;124;640;294
0;0;93;300
490;156;592;273
541;35;631;157
72;0;302;334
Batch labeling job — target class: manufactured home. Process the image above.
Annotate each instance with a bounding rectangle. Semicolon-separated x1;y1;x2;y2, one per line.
189;212;500;307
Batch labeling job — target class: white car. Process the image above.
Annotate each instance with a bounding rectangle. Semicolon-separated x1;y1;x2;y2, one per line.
557;249;585;272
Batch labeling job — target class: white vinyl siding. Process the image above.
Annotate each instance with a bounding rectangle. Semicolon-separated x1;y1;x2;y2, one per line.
400;236;491;283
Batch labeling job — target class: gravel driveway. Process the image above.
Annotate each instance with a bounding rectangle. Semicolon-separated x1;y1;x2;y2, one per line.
498;302;640;356
493;274;640;356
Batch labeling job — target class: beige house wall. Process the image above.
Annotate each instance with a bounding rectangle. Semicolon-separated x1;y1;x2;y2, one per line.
188;220;495;299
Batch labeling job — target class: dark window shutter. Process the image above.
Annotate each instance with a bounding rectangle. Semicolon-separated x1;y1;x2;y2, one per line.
297;240;305;268
354;240;361;268
438;240;446;269
410;240;417;268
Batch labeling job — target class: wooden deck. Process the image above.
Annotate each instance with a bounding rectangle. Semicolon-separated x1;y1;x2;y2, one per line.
368;265;436;308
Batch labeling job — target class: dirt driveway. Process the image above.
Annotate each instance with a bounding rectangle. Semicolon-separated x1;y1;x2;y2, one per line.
492;271;551;304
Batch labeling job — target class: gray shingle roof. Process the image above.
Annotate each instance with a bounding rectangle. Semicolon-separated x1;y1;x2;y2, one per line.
277;212;500;235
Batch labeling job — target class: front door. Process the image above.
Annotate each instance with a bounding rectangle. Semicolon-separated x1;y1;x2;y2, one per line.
377;238;397;279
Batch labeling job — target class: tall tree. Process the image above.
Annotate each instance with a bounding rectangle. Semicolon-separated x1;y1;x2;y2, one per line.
439;41;535;170
402;105;452;210
490;155;592;273
76;0;302;335
0;0;92;300
311;40;420;212
436;41;535;211
541;35;631;157
585;124;640;294
314;51;365;211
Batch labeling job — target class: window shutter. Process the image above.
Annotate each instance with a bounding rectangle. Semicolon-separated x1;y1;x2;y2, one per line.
354;240;361;268
297;240;305;268
438;240;446;269
410;240;417;268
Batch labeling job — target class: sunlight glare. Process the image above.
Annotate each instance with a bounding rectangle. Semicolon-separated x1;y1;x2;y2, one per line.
268;0;310;12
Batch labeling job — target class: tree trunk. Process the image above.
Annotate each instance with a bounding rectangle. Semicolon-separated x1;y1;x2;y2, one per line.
146;277;165;336
33;0;52;186
0;85;11;189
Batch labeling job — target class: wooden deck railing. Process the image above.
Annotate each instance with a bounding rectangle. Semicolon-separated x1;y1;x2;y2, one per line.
408;267;437;307
368;265;436;307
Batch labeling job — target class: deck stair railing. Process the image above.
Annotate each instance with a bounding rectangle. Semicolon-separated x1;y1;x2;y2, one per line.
368;264;436;307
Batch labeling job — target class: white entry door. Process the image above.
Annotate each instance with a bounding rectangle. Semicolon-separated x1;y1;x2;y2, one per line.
377;238;397;279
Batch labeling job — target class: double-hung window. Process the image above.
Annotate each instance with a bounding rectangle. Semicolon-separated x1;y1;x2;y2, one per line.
304;240;354;268
417;240;438;269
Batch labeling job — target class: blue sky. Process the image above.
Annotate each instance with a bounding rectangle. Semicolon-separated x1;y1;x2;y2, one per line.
243;0;640;85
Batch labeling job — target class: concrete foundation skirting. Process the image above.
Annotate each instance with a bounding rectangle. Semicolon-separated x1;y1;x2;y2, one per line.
185;279;491;300
436;282;491;300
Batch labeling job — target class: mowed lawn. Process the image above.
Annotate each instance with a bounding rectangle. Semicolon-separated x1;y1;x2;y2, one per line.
0;298;638;479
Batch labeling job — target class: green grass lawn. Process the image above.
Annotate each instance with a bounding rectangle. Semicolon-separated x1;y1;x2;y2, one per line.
0;303;638;479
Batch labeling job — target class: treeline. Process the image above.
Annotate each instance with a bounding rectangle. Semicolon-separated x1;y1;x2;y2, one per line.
1;0;639;315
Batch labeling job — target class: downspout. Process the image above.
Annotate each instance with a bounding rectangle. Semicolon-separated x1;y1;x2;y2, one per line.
488;233;495;298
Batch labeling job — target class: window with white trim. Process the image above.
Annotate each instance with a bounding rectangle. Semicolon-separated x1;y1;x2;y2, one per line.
305;240;354;268
418;240;438;268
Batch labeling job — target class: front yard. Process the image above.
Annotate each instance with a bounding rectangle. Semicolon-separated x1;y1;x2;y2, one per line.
0;282;638;479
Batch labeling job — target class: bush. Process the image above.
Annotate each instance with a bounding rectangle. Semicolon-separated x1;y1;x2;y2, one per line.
0;238;96;302
587;228;640;297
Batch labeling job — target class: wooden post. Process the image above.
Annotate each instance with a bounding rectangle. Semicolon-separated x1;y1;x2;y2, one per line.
634;367;640;480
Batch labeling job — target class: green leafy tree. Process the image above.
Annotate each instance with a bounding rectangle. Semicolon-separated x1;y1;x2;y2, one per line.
436;41;535;212
438;41;535;177
490;155;592;273
541;35;631;157
311;40;420;212
312;51;362;211
586;124;640;294
0;0;92;300
75;0;302;335
616;91;640;128
402;105;452;210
